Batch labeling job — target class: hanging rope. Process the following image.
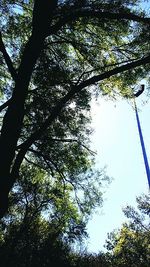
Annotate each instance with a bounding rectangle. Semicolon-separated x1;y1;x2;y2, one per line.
133;85;150;189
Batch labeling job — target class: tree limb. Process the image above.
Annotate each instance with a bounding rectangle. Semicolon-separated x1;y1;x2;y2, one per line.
0;99;12;112
49;9;150;34
0;31;17;81
77;54;150;89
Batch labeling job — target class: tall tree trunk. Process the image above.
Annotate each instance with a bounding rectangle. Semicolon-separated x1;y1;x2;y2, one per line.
0;0;58;219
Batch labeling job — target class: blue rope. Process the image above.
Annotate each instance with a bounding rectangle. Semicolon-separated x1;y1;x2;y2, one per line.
134;99;150;189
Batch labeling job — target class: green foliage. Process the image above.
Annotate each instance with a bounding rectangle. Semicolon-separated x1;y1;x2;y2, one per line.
0;164;88;266
1;1;149;214
0;1;150;264
105;194;150;267
0;164;108;267
1;0;150;104
0;1;116;221
0;216;74;267
0;1;149;187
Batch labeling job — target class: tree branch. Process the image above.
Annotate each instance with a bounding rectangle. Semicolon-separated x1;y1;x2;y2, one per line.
51;138;96;155
28;148;66;181
77;54;150;89
11;53;150;175
0;32;17;81
0;99;12;112
50;9;150;34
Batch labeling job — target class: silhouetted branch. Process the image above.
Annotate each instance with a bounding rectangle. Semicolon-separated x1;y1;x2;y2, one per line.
0;31;17;81
0;99;11;112
49;9;150;34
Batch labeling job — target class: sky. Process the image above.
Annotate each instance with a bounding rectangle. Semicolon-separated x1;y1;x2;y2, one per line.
86;90;150;253
86;0;150;252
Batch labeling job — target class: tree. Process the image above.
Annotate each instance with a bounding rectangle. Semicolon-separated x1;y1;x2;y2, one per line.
0;164;88;267
0;214;75;267
105;194;150;267
0;0;150;218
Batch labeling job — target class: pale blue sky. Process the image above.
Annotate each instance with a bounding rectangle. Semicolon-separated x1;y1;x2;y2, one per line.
87;91;149;252
86;1;150;252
